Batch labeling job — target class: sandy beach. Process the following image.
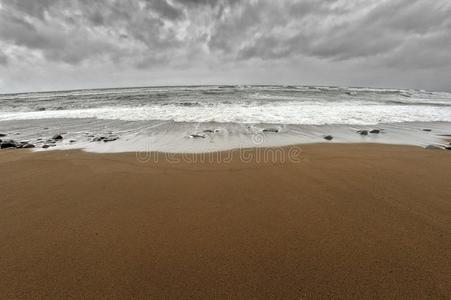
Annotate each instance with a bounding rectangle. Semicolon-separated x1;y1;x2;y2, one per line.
1;144;451;299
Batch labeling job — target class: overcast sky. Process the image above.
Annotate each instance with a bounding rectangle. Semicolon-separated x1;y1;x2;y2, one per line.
0;0;450;93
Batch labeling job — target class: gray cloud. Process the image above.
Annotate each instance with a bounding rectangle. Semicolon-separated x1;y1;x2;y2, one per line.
0;50;7;65
0;0;450;92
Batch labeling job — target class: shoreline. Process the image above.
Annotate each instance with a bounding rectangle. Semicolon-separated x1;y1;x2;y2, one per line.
1;119;451;153
1;143;451;298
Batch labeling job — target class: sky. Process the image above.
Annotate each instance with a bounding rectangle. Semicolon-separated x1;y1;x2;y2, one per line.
0;0;450;93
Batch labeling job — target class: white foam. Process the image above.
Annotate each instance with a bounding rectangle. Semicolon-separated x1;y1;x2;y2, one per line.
1;102;451;125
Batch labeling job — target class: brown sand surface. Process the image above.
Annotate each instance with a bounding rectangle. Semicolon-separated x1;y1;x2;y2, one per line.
0;144;450;299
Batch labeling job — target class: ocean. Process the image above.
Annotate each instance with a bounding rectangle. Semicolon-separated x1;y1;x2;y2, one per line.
1;85;451;152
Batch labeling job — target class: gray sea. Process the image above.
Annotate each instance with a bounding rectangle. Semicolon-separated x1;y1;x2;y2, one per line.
1;85;451;152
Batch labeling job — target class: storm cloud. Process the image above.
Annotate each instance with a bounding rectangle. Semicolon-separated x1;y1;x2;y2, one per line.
0;0;450;92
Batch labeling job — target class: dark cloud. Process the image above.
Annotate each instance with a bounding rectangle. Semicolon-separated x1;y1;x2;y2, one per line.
0;0;450;92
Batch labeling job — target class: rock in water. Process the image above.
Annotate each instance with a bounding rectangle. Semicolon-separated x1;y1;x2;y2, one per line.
263;128;279;133
324;135;333;141
189;134;206;139
103;136;119;142
369;129;381;134
1;140;19;149
422;129;432;132
357;130;369;136
203;129;215;133
425;145;443;150
0;133;6;137
52;134;63;140
22;143;35;149
92;136;106;142
42;144;50;149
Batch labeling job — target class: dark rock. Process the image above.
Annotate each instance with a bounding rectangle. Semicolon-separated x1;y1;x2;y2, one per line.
425;145;443;150
52;134;63;140
263;128;279;133
189;134;206;139
22;143;35;149
0;133;6;137
203;129;215;133
357;130;369;136
47;139;56;143
69;140;76;143
92;135;118;142
422;129;432;132
42;144;50;149
445;146;451;151
16;141;29;148
92;136;106;142
103;136;118;142
1;139;19;149
324;135;333;141
369;129;381;134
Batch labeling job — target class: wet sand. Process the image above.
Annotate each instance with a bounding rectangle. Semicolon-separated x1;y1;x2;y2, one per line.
1;144;451;299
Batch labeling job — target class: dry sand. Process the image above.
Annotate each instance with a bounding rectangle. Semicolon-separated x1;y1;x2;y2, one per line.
0;144;450;299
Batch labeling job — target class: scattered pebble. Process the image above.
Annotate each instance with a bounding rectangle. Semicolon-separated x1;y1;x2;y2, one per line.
189;134;206;139
93;135;119;142
92;136;106;142
369;129;381;134
0;133;6;137
22;143;35;149
52;134;63;140
422;129;432;132
357;130;369;136
263;128;279;133
203;129;215;133
103;136;118;142
324;135;333;141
